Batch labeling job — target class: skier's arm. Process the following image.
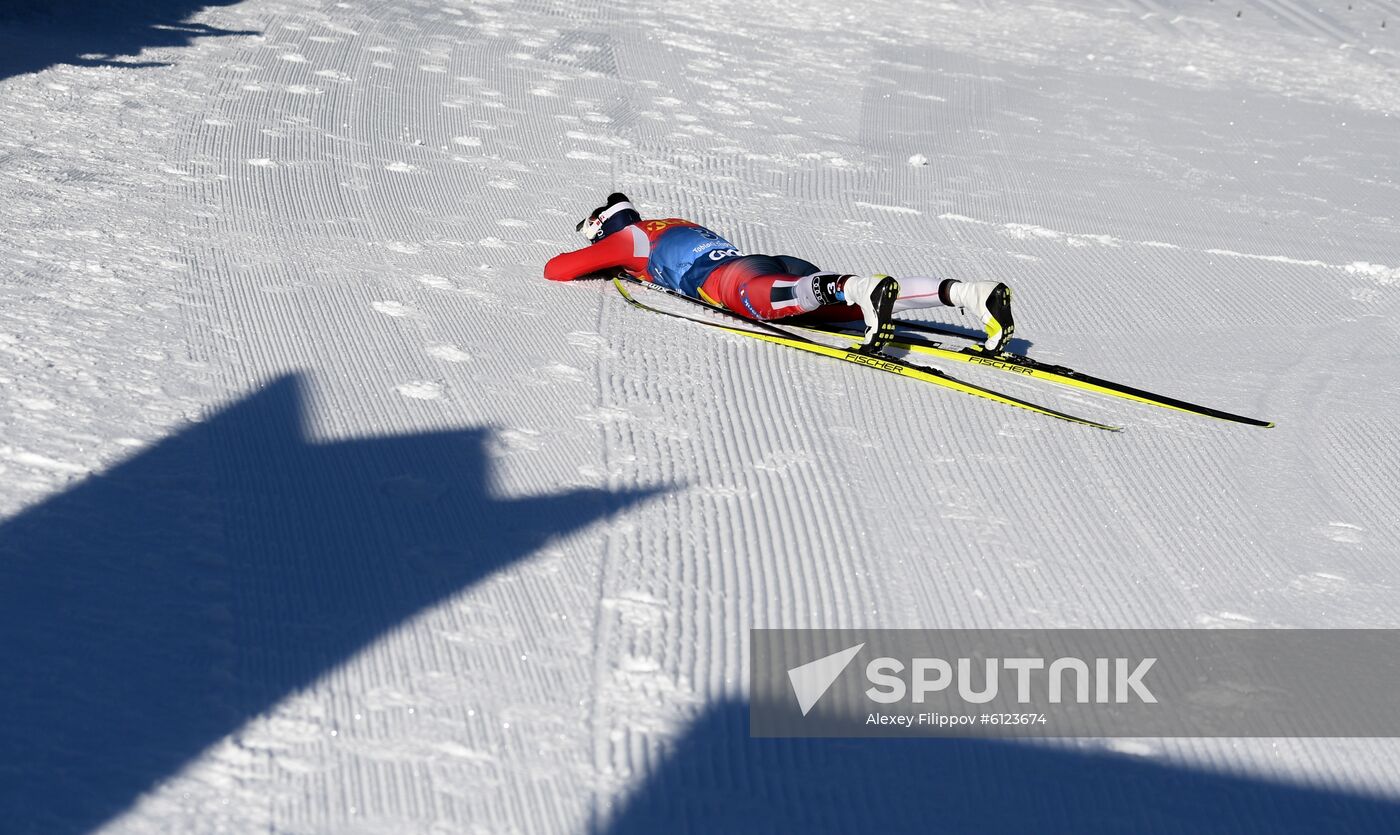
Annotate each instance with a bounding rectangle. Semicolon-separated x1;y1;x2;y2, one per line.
544;226;647;281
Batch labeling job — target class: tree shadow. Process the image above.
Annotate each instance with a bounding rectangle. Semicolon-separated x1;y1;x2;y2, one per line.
0;0;257;82
603;698;1400;834
0;375;660;834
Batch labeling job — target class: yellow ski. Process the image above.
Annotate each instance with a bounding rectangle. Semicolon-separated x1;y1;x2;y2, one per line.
797;323;1274;428
612;277;1120;431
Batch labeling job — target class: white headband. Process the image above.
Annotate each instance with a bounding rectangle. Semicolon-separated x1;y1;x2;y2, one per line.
596;200;635;222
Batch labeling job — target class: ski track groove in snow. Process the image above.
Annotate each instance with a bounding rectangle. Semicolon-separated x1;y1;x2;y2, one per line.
165;3;631;831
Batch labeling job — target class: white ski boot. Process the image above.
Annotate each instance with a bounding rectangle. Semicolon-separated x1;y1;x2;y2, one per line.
948;280;1015;352
841;274;900;353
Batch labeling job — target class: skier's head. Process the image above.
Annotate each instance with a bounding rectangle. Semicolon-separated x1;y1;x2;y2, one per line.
576;192;640;244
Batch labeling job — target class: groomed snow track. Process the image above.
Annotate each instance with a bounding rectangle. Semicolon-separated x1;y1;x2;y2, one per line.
2;0;1399;832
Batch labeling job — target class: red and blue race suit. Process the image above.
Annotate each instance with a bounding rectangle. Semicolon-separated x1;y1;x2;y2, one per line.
544;218;853;321
546;218;739;296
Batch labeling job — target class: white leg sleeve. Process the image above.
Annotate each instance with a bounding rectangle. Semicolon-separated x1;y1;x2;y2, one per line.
792;272;840;312
891;275;947;312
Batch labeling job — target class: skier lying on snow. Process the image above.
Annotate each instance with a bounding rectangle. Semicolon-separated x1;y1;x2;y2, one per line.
543;192;1016;353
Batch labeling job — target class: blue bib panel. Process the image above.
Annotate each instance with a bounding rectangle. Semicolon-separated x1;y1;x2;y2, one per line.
647;225;742;296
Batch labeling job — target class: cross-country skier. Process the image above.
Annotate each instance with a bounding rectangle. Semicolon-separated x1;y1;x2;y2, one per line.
543;192;1016;353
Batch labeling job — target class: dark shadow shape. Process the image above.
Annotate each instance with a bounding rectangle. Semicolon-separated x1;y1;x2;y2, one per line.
0;375;660;834
0;0;257;82
894;318;1034;356
888;322;1032;357
604;699;1400;834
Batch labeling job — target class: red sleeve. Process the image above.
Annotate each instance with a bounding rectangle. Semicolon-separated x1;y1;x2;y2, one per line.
543;228;645;281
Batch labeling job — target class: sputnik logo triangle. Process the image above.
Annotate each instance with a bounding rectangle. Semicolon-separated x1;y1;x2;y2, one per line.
787;643;864;716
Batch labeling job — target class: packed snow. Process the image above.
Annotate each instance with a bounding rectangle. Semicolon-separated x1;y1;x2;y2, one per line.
2;0;1399;832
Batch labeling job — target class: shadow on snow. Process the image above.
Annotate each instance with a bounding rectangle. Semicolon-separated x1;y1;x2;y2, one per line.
0;375;658;834
0;0;256;82
603;698;1400;835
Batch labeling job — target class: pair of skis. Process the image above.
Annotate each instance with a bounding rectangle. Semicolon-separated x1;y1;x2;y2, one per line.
610;275;1274;432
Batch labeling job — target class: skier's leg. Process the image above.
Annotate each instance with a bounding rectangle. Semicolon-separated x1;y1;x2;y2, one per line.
887;275;946;313
714;254;1016;351
726;261;944;317
948;279;1015;352
700;258;873;322
774;255;822;276
783;274;948;321
700;256;898;351
773;255;860;323
892;275;1015;352
698;256;819;320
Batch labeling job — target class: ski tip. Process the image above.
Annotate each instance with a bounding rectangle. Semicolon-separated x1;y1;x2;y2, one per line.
1054;415;1120;432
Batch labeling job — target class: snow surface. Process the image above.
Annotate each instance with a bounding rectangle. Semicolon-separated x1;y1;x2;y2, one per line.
2;0;1399;832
